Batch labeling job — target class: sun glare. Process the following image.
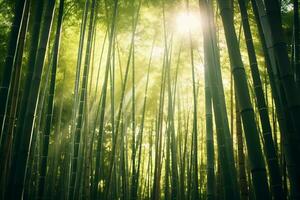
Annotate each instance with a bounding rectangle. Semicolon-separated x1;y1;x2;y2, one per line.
176;12;202;34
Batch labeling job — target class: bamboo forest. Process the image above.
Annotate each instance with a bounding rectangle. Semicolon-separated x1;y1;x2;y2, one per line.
0;0;300;199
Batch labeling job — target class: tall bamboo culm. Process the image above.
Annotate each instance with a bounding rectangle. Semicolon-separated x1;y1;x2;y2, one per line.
216;0;270;199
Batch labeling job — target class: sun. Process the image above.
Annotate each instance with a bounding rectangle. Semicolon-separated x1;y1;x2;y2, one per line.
175;11;202;34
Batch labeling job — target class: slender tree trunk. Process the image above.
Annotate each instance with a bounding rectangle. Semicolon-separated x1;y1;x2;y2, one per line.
0;1;29;197
6;0;55;199
216;0;270;199
130;2;137;199
204;53;214;200
237;0;283;199
37;0;64;198
294;0;300;87
0;0;28;135
236;95;249;200
69;0;96;198
262;0;300;135
92;0;118;198
251;0;300;198
189;21;199;200
199;1;240;199
103;2;142;198
2;1;45;197
152;35;167;200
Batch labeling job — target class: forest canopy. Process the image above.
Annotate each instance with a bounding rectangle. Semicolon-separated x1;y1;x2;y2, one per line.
0;0;299;199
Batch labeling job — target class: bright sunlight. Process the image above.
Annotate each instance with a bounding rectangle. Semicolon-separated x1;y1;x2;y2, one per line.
175;11;202;34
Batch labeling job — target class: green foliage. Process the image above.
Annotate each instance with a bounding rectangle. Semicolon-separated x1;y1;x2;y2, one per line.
0;0;298;199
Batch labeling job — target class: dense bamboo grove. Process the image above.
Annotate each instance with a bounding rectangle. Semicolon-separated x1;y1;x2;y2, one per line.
0;0;299;199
